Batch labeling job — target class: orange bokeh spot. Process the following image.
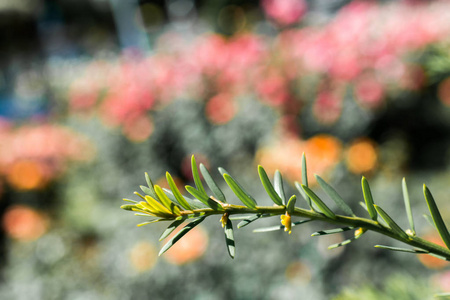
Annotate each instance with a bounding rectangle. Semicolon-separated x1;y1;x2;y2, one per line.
418;234;450;269
256;134;342;184
3;205;48;241
129;241;158;272
346;138;378;174
438;77;450;106
6;160;47;190
304;135;342;168
164;225;208;265
205;93;236;125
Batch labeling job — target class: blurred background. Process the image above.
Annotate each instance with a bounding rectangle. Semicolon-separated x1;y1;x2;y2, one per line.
1;0;450;299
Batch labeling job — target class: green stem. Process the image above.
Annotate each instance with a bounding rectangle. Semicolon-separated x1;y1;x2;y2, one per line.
181;204;450;260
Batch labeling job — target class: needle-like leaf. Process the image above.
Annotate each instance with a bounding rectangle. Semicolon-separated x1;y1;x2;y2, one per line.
144;195;172;215
163;188;206;210
258;166;283;206
316;175;355;216
423;185;450;249
166;172;191;210
185;185;223;211
223;174;257;209
328;228;366;249
159;216;206;256
200;163;226;202
301;153;312;208
301;185;336;219
274;170;286;205
362;177;377;221
286;195;297;215
191;155;208;197
374;205;409;240
154;185;181;215
374;245;428;254
402;178;415;235
144;172;159;200
159;219;185;241
237;214;262;229
224;219;235;259
311;227;354;236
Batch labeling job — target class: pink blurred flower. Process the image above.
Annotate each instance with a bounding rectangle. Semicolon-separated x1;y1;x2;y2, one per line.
262;0;307;26
256;70;290;106
354;75;385;108
205;93;237;125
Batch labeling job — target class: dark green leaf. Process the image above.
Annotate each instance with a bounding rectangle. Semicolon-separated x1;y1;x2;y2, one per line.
301;153;311;208
224;219;235;259
185;185;223;211
274;170;286;205
402;178;415;235
200;163;226;202
159;216;206;256
166;172;191;210
424;185;450;249
237;214;262;229
316;175;355;216
159;219;185;241
295;181;312;209
374;205;409;240
223;174;257;209
311;227;354;236
191;155;208;198
286;195;297;215
301;185;336;219
362;177;377;221
374;245;428;254
258;165;283;206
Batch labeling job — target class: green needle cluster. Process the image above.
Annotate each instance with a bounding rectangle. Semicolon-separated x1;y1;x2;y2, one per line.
121;154;450;263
